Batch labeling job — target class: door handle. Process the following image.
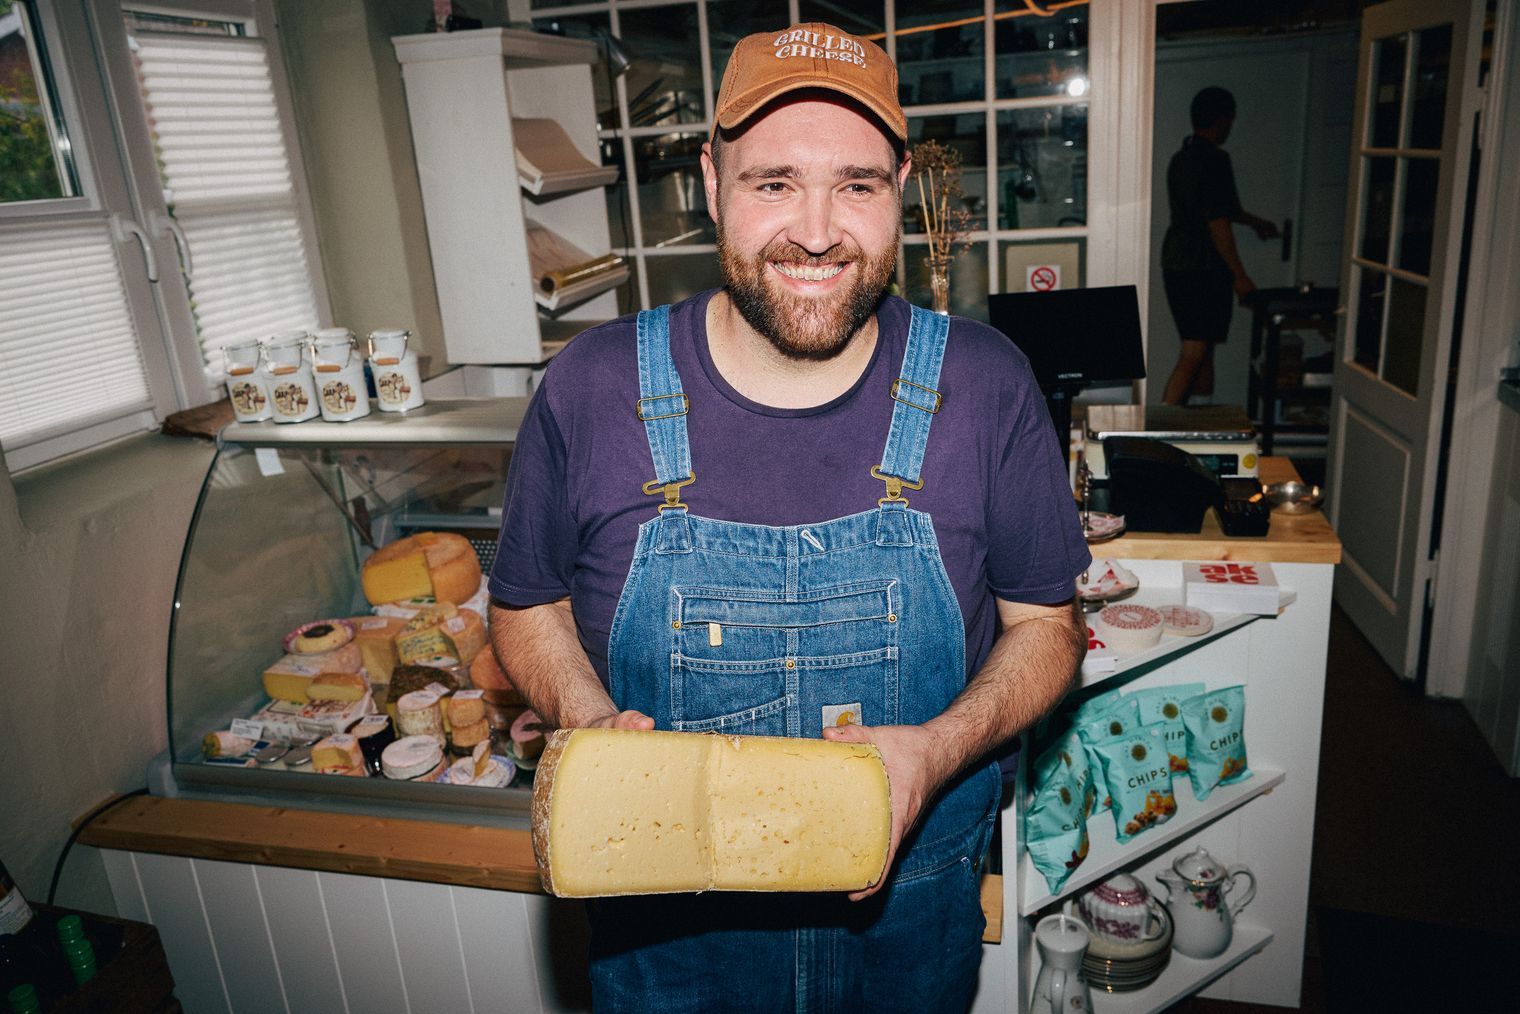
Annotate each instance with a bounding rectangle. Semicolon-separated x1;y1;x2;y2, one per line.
150;211;194;281
110;214;158;282
1280;218;1293;262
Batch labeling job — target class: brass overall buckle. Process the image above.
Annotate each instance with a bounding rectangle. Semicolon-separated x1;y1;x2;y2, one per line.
642;472;695;512
871;464;923;506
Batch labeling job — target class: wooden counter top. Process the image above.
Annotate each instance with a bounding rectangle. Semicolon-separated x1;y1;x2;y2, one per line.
80;794;1007;942
80;795;544;893
1097;457;1341;564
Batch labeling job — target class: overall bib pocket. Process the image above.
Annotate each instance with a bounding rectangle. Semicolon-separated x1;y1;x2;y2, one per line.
670;582;900;735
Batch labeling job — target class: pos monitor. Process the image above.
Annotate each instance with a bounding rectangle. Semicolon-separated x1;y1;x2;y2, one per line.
987;285;1147;455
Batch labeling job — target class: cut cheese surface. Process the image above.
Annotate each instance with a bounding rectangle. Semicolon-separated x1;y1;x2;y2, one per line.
532;729;891;898
261;642;363;702
362;550;433;605
350;616;406;683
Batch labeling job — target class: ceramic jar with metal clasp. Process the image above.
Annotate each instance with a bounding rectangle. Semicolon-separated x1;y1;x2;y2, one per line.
264;330;320;423
368;328;424;412
223;338;271;422
311;327;370;422
1154;847;1257;958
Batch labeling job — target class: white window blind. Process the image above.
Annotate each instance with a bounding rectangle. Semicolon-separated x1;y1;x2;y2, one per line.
0;219;155;450
129;29;320;381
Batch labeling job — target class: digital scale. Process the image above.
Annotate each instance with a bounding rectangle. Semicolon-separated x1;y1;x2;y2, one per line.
1083;405;1261;480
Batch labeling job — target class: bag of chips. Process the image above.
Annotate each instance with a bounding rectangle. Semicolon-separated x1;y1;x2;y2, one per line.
1130;683;1206;773
1025;736;1093;894
1089;724;1178;843
1180;684;1252;800
1033;731;1097;817
1070;686;1128;727
1074;698;1140;815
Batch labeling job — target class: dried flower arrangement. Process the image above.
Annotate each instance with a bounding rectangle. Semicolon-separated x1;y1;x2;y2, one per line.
909;139;972;313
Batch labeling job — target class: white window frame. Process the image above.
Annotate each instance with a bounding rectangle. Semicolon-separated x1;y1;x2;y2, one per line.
0;0;181;471
88;0;333;407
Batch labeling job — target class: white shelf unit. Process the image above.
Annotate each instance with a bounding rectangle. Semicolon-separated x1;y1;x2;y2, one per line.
1080;592;1261;686
975;557;1334;1014
393;28;626;365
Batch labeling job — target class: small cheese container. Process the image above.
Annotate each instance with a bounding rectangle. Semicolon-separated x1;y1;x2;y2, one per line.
223;338;272;422
369;329;425;412
311;327;371;422
264;330;321;423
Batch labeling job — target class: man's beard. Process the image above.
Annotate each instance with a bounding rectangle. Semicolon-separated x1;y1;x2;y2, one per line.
718;232;897;361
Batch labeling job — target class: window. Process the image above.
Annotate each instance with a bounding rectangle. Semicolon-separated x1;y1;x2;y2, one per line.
529;0;1092;321
0;0;327;472
0;0;166;470
122;6;323;384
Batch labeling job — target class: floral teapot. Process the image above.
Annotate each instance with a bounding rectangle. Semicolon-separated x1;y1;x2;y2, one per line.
1154;847;1256;959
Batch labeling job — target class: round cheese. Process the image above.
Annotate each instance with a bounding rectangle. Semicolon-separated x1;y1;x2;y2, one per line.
469;648;513;691
450;718;491;751
381;735;446;781
395;690;444;741
1095;604;1164;652
447;691;486;728
510;709;547;762
362;532;481;606
1157;604;1214;637
285;619;355;656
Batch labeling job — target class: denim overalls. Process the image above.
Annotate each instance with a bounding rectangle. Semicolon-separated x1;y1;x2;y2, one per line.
589;303;1000;1013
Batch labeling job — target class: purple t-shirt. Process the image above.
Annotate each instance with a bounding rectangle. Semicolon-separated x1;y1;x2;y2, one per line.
490;291;1090;684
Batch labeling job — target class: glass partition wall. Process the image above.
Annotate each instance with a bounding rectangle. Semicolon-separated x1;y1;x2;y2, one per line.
530;0;1092;321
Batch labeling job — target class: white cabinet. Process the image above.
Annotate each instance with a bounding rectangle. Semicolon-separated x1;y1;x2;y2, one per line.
393;29;626;365
977;557;1335;1013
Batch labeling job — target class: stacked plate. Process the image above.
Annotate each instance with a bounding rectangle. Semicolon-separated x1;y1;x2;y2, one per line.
1082;908;1173;993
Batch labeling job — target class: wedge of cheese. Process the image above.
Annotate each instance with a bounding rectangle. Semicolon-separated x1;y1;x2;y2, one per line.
394;603;486;666
362;532;482;606
261;642;363;702
350;615;407;684
532;729;891;897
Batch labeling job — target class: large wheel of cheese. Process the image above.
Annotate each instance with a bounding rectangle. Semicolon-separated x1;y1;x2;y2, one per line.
365;531;481;605
470;645;514;691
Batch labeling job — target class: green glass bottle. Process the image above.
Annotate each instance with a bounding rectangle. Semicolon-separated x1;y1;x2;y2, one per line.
56;915;97;987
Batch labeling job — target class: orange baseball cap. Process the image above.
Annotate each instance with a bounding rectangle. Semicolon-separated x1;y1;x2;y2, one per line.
713;23;906;141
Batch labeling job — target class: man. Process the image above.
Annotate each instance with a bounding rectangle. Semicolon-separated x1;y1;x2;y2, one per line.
1160;85;1279;406
489;22;1088;1012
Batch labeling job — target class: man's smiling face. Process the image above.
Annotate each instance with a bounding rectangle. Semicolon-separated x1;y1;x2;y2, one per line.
705;95;909;361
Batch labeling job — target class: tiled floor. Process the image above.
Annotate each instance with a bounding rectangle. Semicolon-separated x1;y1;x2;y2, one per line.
1168;606;1520;1012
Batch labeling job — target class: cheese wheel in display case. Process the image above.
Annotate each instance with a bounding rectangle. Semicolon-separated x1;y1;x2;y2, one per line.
1095;604;1164;653
447;690;486;728
469;647;513;691
350;615;407;684
449;718;491;755
532;729;892;897
262;642;364;702
361;532;481;606
284;619;355;655
381;735;447;781
307;671;369;703
395;689;445;743
1157;604;1214;637
394;603;486;665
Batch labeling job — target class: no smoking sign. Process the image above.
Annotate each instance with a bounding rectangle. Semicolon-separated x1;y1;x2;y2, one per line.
1027;264;1061;291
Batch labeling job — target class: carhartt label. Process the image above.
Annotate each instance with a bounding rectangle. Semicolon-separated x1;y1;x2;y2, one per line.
822;703;863;728
708;622;723;647
771;29;868;66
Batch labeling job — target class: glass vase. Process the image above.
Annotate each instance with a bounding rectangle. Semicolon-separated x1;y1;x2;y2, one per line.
928;254;952;315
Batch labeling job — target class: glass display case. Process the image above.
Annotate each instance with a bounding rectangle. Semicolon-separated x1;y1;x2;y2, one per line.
154;399;538;826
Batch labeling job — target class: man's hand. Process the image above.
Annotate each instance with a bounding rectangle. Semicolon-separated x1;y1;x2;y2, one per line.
821;722;951;902
1233;273;1257;303
584;709;655;731
1249;217;1280;240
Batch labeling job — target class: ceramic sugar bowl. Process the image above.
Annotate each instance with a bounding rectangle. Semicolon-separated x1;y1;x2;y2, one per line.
1072;873;1167;947
1154;847;1257;958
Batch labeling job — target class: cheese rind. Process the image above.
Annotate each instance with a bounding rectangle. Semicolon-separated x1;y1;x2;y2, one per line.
532;729;891;898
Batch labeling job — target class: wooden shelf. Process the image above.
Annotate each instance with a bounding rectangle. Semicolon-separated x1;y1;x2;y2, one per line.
520;164;619;196
1021;769;1285;915
1092;926;1274;1014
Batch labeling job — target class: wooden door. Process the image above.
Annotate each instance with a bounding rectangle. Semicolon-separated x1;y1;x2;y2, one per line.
1328;0;1479;679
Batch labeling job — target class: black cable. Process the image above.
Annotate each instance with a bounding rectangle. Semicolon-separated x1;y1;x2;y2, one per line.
46;788;149;906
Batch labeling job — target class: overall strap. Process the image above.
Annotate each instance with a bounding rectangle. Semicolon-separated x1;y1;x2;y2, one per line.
635;305;695;511
874;305;950;506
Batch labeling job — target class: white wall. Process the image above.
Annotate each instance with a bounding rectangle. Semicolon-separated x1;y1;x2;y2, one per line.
0;436;213;915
